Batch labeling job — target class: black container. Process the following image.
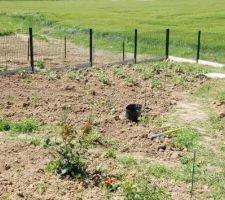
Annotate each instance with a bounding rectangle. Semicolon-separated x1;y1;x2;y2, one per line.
126;104;142;122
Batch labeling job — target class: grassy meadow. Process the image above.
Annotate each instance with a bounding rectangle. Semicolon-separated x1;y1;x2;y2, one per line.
0;0;224;62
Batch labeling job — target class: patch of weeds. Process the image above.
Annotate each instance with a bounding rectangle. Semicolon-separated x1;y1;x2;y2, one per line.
151;78;163;89
132;64;145;73
193;83;212;97
126;77;139;86
151;63;162;75
142;71;152;80
113;68;127;79
47;71;60;81
105;147;117;159
100;178;117;194
0;119;11;131
35;59;45;69
138;115;150;127
34;183;47;194
118;156;137;166
122;179;171;200
68;65;77;71
216;92;225;102
12;119;39;133
46;124;87;179
0;65;7;71
1;194;10;200
209;115;224;131
96;165;108;174
30;137;42;146
65;72;81;79
96;69;111;85
172;76;187;86
171;127;199;150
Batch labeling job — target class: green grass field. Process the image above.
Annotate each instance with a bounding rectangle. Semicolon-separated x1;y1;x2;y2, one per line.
0;0;224;62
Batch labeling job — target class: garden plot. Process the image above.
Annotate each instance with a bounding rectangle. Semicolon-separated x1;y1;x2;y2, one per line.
0;62;224;200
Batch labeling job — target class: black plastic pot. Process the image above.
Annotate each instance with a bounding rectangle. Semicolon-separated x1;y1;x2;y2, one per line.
126;104;142;122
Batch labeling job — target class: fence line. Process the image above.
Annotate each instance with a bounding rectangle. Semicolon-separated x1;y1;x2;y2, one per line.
0;27;224;72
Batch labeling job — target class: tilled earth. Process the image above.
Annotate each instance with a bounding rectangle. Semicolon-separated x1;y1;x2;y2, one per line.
0;63;205;199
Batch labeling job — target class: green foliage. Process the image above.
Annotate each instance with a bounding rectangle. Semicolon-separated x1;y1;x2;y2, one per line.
65;72;81;79
47;124;87;179
34;183;47;194
138;115;150;127
217;92;225;101
209;115;224;131
171;127;199;150
30;137;42;146
151;78;162;89
118;156;137;166
35;59;45;69
12;119;39;133
113;68;127;79
122;179;170;200
132;65;145;73
1;194;10;200
142;71;152;80
193;83;212;97
126;77;139;86
96;69;111;85
47;71;59;81
0;118;38;133
105;147;117;159
0;119;11;131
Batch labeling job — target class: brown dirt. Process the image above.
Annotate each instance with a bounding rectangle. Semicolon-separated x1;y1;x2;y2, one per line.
0;64;205;199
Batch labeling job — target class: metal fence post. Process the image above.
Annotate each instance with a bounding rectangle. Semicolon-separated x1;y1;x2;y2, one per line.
27;37;30;61
29;27;34;73
90;29;93;66
122;40;125;63
134;29;138;64
197;31;201;63
165;29;170;59
64;36;67;58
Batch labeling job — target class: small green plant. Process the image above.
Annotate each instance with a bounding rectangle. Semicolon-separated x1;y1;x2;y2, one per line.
30;137;42;146
171;127;199;150
34;183;47;194
122;179;170;200
65;72;81;79
138;115;150;127
209;115;224;131
105;147;117;159
151;78;163;88
96;69;111;85
1;193;10;200
47;71;59;81
126;77;139;86
0;65;7;71
0;119;11;131
35;59;45;69
172;76;187;86
217;92;225;102
46;124;87;179
142;71;152;80
132;64;145;73
151;63;162;75
12;119;39;133
113;68;127;79
118;156;137;166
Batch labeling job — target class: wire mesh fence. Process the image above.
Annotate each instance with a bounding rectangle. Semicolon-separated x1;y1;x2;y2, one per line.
0;28;224;72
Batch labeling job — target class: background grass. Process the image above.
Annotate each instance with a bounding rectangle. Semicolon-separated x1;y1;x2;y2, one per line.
0;0;224;62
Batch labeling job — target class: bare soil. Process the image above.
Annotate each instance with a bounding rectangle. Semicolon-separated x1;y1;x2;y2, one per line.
0;64;206;199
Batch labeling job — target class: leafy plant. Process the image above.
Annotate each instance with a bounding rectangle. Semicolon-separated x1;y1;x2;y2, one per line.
138;115;150;127
142;71;152;80
151;78;163;88
171;127;199;150
0;119;11;131
96;69;111;85
35;59;45;69
47;71;59;81
122;179;170;200
113;68;127;79
31;137;42;146
47;124;87;179
105;147;117;159
126;77;139;86
65;72;81;79
12;119;39;133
